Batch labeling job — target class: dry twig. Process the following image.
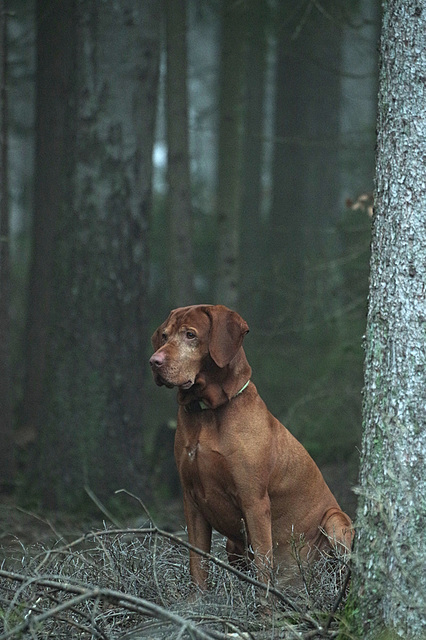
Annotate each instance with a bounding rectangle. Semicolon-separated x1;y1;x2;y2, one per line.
0;514;351;639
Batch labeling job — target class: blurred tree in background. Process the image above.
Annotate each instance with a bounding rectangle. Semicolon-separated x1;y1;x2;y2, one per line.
19;0;161;509
0;0;379;512
165;0;194;307
215;0;247;307
0;0;15;489
20;0;76;504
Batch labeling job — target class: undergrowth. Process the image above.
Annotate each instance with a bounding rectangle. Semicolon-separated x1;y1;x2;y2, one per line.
0;506;352;639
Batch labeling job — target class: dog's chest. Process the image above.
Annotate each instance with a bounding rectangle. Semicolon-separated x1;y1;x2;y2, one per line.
179;432;227;489
176;423;241;522
180;445;244;537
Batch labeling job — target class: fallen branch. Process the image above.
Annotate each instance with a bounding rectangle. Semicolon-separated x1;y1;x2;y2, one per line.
33;524;304;614
0;568;233;640
0;508;350;639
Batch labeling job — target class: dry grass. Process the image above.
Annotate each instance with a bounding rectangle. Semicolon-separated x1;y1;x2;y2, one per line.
0;506;351;639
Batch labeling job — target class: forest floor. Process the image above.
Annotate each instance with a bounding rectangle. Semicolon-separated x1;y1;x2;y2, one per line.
0;491;354;640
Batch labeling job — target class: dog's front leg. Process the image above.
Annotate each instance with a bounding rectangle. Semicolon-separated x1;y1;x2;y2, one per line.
183;492;212;590
243;496;274;584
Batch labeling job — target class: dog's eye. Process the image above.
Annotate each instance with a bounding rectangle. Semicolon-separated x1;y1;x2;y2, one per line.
161;332;167;343
186;331;196;340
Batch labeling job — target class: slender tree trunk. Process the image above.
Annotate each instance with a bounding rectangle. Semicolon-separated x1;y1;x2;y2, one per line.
339;0;380;202
20;0;76;447
354;1;426;637
215;0;247;308
165;0;194;307
0;3;15;488
269;5;304;324
239;0;268;324
269;1;342;334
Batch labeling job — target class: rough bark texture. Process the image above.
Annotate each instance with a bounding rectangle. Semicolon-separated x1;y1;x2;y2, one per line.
354;1;426;637
165;0;194;307
33;0;160;509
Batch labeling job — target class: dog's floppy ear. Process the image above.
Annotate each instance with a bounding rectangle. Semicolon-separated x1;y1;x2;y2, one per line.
206;305;249;368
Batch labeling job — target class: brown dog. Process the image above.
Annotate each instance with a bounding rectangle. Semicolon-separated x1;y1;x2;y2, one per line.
150;304;353;589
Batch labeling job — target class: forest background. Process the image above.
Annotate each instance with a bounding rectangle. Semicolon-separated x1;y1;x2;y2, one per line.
0;0;379;519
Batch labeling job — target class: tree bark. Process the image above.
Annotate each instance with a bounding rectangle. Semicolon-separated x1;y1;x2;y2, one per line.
165;0;194;307
354;1;426;637
214;0;247;308
0;2;15;488
20;0;76;448
26;0;160;509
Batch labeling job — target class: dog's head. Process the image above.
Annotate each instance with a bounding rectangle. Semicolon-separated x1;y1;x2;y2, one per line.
149;304;249;390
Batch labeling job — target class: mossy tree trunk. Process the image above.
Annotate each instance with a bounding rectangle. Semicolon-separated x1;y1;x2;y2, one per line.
354;1;426;637
27;1;161;510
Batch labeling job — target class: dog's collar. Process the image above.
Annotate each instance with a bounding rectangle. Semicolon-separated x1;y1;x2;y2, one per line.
184;380;250;413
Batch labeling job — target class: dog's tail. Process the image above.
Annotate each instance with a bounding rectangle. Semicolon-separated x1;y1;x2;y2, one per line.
320;507;354;553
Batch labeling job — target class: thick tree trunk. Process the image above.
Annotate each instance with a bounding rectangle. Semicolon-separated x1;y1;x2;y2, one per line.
29;0;160;509
0;3;15;488
165;0;194;307
214;0;247;308
20;0;75;447
354;1;426;637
